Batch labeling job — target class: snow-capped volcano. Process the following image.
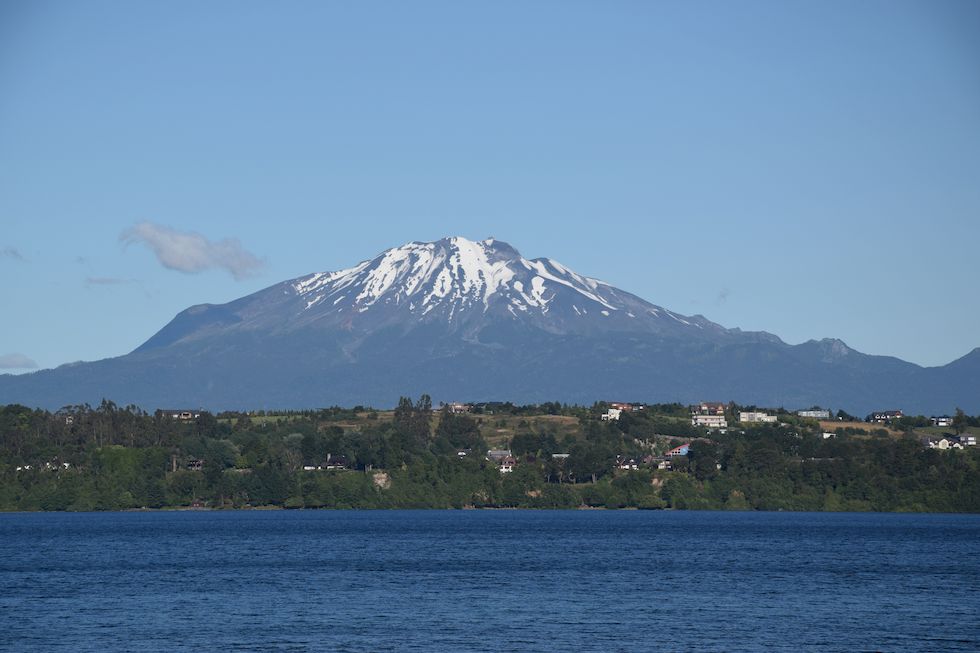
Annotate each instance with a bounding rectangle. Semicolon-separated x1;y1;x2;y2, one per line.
130;236;744;353
4;235;977;414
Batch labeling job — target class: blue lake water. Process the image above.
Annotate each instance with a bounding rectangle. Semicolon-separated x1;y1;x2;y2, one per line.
1;510;978;652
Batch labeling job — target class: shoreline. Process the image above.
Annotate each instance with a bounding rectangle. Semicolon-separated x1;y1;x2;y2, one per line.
3;506;978;514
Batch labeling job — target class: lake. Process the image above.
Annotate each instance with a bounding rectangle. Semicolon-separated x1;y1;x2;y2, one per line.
1;510;978;651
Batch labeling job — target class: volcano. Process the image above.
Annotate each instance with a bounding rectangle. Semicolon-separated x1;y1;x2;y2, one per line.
2;236;977;414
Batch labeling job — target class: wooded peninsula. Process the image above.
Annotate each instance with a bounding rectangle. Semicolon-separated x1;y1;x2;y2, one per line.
2;397;978;512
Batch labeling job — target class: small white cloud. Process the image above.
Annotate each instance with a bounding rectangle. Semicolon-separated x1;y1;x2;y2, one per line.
0;353;38;369
1;246;25;261
120;221;264;280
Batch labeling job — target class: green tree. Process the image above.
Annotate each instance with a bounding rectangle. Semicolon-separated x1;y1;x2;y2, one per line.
952;408;967;436
688;441;720;481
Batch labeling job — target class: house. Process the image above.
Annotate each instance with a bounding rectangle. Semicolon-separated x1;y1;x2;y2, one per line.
161;409;201;420
186;459;204;471
739;411;777;424
616;456;639;471
447;402;471;414
694;402;726;416
488;450;517;472
690;401;728;429
487;449;512;462
930;416;954;428
666;443;690;457
601;408;623;421
958;434;977;446
551;453;570;460
868;410;903;424
324;454;349;470
498;455;517;473
822;432;836;440
609;402;644;412
924;438;963;450
692;414;727;429
797;409;831;419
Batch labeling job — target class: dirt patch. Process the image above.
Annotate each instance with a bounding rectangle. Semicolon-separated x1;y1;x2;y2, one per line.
372;471;391;489
820;420;901;437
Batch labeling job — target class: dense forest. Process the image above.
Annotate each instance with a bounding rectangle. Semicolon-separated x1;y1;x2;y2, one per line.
1;397;978;512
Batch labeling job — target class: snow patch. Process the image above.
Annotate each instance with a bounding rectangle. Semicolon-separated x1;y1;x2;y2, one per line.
529;276;549;307
525;259;617;310
666;310;691;325
306;294;324;309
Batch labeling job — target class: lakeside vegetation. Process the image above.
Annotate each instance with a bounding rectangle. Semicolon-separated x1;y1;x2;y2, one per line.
1;398;978;512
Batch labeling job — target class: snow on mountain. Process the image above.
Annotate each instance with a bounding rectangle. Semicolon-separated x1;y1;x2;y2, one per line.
292;237;605;314
283;236;714;335
293;237;518;315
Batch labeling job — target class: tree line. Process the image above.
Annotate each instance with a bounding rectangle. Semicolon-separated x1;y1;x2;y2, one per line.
1;398;978;512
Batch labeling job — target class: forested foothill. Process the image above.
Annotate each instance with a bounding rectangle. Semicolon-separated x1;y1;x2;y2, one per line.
1;397;978;512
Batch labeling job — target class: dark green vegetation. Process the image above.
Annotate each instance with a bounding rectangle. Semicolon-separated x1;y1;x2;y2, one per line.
1;399;978;512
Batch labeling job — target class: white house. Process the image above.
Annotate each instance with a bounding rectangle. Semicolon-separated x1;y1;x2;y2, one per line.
797;409;831;419
739;411;777;424
869;410;903;423
692;414;727;429
601;408;623;421
926;438;963;450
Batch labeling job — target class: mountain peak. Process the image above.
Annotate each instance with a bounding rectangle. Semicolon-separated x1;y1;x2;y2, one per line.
289;236;630;324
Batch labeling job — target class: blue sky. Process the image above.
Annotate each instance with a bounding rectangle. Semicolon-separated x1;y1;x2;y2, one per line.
2;0;979;372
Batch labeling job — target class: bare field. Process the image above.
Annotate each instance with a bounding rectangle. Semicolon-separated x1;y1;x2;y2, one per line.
819;420;903;437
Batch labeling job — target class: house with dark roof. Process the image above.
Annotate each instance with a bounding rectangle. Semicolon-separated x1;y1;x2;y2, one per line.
324;453;349;470
616;456;639;471
498;455;517;473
